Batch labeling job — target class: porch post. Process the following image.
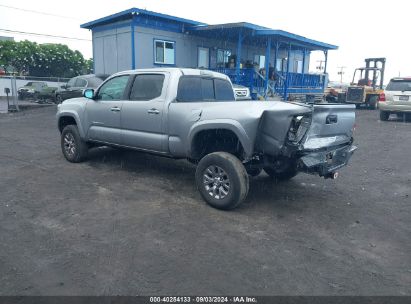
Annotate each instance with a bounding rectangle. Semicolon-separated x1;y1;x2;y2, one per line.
323;50;328;90
131;16;136;69
264;36;271;98
301;48;306;88
235;30;242;84
284;43;291;100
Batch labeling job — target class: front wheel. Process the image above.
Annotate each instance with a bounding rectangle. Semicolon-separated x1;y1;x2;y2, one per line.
195;152;249;210
61;125;88;163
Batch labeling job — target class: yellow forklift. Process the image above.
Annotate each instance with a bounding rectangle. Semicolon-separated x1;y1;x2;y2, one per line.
345;58;386;109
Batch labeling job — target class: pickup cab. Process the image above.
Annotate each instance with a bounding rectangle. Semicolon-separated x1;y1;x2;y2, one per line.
57;68;357;210
18;81;57;101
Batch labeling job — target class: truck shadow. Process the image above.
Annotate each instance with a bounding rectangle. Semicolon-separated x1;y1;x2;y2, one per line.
86;146;323;211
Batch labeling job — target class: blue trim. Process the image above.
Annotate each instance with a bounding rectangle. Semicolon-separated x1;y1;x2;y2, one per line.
82;8;338;52
90;21;131;33
81;7;205;29
153;38;176;66
131;22;136;69
254;29;338;50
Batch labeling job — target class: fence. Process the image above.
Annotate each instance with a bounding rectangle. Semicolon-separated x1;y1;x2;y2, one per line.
0;76;70;113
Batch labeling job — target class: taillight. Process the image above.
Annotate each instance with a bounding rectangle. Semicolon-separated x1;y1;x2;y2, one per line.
379;92;386;101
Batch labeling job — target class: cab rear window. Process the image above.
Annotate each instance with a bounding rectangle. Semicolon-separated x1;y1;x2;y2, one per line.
177;76;234;102
386;80;411;91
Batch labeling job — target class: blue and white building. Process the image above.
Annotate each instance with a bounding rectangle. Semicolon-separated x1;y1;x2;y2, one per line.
81;8;337;100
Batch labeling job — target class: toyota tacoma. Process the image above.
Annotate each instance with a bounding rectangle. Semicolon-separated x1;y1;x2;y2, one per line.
57;68;357;210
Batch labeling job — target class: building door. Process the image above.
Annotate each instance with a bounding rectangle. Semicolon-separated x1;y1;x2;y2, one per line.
198;47;209;68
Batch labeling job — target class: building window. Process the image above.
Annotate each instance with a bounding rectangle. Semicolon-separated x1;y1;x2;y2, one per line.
294;60;303;73
217;49;231;68
254;55;266;69
154;40;175;65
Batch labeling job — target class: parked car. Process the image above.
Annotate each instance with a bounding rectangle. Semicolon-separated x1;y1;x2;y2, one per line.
379;77;411;121
18;81;58;100
233;84;251;100
55;74;108;103
57;68;357;210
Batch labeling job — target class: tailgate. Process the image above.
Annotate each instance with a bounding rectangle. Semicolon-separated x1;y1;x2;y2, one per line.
302;104;356;150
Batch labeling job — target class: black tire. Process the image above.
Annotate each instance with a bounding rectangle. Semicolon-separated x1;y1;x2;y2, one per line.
246;167;262;177
355;104;361;109
369;96;378;110
61;125;88;163
264;160;298;181
55;94;63;104
195;152;249;210
379;110;389;121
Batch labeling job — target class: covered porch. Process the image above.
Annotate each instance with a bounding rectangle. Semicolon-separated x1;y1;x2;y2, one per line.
188;23;338;100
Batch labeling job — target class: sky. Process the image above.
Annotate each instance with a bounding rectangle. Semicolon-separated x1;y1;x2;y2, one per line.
0;0;409;83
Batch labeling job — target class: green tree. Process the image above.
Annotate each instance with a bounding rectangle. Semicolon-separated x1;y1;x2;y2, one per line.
0;40;90;77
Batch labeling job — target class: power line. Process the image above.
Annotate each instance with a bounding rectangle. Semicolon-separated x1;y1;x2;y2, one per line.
0;4;82;21
0;28;91;42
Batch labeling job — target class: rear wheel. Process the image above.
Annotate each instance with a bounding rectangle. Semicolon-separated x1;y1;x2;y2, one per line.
369;96;378;110
264;159;298;181
379;110;389;121
195;152;249;210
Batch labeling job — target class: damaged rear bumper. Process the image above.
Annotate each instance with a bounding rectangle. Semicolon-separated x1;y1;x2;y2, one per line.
298;144;357;177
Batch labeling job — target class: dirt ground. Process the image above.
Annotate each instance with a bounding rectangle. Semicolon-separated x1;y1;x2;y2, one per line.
0;106;410;295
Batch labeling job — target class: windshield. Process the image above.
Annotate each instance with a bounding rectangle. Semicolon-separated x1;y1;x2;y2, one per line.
386;80;411;91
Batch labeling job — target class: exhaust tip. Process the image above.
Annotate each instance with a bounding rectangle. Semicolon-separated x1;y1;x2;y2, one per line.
325;172;339;179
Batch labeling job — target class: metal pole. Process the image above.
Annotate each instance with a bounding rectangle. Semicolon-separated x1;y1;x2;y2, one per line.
235;30;242;84
11;76;19;111
131;15;136;69
264;36;271;99
323;50;328;90
284;43;291;100
301;48;306;91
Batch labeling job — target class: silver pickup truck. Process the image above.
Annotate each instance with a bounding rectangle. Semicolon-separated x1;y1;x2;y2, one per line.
57;68;357;210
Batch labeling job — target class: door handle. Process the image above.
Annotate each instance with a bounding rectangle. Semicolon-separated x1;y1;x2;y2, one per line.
147;108;160;114
110;107;121;112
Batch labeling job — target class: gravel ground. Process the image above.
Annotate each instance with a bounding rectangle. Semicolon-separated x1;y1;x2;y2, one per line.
0;106;410;295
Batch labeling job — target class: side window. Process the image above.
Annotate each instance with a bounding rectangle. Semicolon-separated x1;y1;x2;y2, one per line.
75;78;87;88
67;78;76;88
201;78;215;101
177;77;202;102
215;79;235;101
177;77;234;102
129;74;165;101
96;75;129;101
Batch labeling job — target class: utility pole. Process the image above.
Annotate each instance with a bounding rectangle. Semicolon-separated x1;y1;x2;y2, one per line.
337;66;346;83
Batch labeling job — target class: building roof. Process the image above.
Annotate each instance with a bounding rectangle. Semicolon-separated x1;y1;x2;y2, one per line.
80;7;205;29
81;8;337;51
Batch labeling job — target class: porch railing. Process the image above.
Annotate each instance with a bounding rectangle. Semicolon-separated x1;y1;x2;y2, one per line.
211;68;325;100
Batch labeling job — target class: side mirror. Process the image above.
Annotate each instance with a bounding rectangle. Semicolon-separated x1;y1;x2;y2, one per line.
61;85;67;89
83;88;95;99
